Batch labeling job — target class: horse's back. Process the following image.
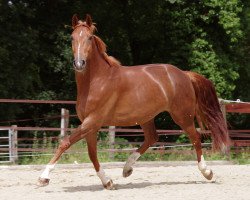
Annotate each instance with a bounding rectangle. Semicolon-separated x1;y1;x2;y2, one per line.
119;64;178;107
109;64;196;126
140;64;196;110
120;63;194;103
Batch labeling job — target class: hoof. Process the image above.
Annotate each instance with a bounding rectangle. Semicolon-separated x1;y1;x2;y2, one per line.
104;179;115;190
203;170;213;180
37;177;50;187
123;167;133;178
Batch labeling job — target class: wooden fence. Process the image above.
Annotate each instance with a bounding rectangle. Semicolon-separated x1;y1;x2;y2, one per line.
0;126;249;164
0;99;249;164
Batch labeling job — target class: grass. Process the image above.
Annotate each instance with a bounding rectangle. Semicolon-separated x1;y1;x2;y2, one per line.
15;135;250;165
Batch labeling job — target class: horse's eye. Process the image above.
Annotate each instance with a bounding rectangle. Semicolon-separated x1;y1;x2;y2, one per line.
89;36;93;40
70;36;74;41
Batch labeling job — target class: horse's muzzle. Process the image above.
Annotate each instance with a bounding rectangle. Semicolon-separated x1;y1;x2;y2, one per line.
73;59;86;72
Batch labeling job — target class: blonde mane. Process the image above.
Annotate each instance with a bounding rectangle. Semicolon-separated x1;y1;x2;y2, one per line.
94;35;121;67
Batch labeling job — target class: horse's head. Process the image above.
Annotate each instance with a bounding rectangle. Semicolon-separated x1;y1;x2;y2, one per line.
71;14;95;72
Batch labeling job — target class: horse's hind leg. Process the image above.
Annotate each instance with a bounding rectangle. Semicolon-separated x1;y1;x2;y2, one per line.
85;132;114;190
171;111;213;180
123;119;158;177
184;124;213;180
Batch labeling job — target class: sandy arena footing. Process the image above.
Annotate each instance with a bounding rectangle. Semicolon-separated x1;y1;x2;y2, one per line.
0;161;249;200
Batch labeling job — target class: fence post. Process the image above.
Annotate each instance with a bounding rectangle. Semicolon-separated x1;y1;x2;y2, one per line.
60;108;69;140
219;99;230;159
219;99;227;124
108;126;115;160
9;125;18;163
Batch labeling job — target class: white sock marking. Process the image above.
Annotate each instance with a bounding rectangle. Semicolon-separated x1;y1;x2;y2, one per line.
198;155;211;176
40;164;55;179
124;152;141;171
97;167;111;186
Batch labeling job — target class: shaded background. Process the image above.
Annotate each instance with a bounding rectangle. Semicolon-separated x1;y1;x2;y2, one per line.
0;0;249;130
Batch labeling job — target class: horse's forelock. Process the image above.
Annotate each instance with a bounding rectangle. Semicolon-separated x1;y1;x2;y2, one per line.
73;21;96;33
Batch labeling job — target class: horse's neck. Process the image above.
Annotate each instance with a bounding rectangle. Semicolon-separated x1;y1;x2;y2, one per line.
88;40;111;77
75;40;111;96
75;72;88;98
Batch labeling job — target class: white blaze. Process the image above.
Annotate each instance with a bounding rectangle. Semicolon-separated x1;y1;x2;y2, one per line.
76;31;82;64
79;30;83;37
77;43;81;64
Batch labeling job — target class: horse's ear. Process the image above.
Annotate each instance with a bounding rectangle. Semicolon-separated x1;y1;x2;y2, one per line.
72;14;79;28
85;14;92;27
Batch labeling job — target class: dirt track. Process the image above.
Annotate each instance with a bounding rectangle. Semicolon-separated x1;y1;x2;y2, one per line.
0;162;249;200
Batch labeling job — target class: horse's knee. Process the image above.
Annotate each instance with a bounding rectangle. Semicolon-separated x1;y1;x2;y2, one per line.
79;120;101;138
59;137;71;151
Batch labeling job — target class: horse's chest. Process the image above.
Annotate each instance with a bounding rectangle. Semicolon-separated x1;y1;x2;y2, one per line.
76;93;106;120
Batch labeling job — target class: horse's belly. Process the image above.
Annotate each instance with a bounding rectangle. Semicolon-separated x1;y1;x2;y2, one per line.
107;101;165;126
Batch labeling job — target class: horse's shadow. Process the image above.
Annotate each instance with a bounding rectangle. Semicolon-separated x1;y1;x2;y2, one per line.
63;180;219;192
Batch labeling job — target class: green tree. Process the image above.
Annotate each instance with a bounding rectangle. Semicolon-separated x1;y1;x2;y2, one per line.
0;0;249;130
0;1;40;121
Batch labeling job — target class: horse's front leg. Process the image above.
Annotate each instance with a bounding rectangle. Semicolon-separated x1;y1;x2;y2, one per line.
37;118;100;186
123;119;158;177
85;133;114;190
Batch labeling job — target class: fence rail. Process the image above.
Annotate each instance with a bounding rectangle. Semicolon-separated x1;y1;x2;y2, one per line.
0;126;249;163
0;98;249;164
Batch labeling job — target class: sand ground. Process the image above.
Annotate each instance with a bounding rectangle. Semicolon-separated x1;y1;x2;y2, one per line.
0;161;249;200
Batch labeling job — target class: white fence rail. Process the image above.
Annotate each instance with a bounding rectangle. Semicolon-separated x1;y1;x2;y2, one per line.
0;125;18;163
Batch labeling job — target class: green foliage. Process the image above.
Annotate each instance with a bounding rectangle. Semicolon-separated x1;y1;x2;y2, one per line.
0;1;40;121
17;130;249;165
0;0;249;136
187;0;243;97
18;133;250;164
176;134;190;144
189;37;239;97
230;149;250;164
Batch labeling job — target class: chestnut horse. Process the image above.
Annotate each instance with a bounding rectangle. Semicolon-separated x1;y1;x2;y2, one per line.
38;15;230;189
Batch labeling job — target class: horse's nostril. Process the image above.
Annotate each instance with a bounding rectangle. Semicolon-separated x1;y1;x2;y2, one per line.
73;60;85;68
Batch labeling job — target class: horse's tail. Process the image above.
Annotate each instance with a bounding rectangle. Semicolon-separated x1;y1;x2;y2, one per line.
186;71;231;152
